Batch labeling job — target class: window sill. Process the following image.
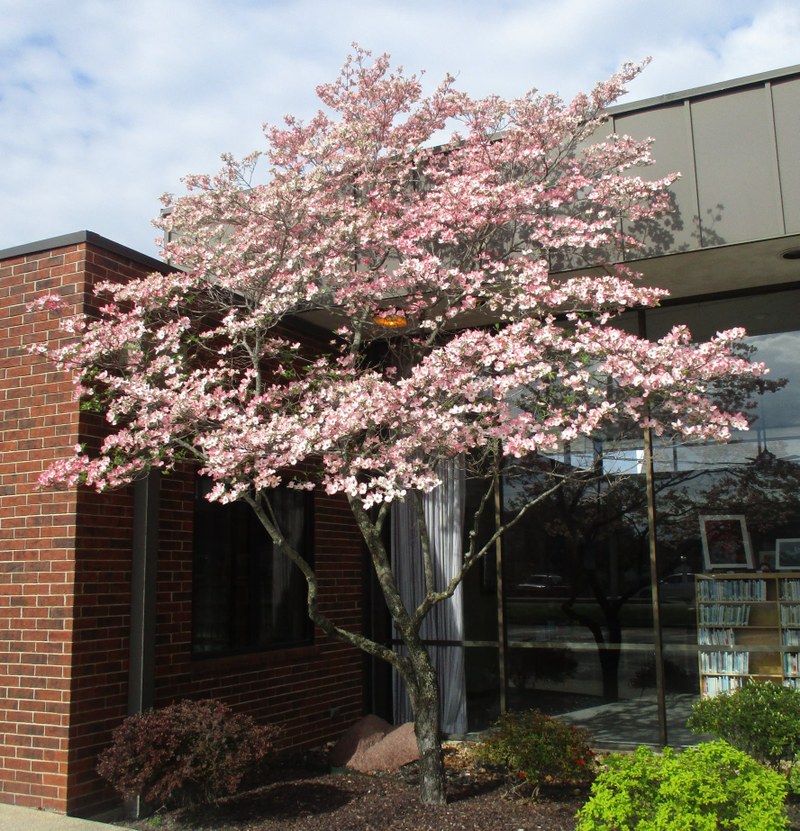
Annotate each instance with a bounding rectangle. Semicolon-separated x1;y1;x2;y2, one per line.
189;642;319;676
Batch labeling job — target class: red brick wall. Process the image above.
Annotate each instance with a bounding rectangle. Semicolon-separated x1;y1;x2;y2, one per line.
152;475;367;749
1;241;88;812
66;483;135;814
0;237;368;818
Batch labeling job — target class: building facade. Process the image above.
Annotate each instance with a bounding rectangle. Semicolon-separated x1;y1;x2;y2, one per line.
0;233;367;817
1;63;800;817
450;64;800;744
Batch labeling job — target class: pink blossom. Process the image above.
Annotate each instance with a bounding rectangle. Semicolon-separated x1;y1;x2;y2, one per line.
32;46;761;509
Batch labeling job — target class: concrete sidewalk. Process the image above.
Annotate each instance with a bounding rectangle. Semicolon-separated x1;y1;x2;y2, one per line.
0;803;134;831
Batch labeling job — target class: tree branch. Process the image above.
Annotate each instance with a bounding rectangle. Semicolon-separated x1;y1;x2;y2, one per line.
411;467;569;629
245;492;406;672
414;490;436;598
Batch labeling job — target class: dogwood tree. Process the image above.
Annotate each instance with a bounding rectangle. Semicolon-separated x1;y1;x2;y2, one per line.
36;48;762;804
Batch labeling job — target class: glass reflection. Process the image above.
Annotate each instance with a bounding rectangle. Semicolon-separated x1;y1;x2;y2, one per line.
491;314;800;745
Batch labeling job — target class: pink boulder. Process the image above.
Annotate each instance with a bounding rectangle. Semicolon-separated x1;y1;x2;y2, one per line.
330;716;420;772
356;722;419;772
330;714;392;768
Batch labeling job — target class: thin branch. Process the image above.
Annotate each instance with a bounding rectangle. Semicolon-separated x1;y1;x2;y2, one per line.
411;471;568;629
414;490;436;598
244;492;405;670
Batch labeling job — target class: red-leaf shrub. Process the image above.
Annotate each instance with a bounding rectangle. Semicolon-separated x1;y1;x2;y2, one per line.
97;699;280;807
473;709;596;789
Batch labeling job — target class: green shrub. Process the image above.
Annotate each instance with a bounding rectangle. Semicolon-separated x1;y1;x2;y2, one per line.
688;681;800;767
576;744;663;830
473;709;595;788
788;759;800;796
576;741;788;831
97;699;279;807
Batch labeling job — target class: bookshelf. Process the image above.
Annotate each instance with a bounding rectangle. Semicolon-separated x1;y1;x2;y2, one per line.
696;572;800;696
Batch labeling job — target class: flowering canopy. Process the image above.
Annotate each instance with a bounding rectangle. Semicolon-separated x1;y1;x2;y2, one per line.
33;48;767;806
38;47;759;511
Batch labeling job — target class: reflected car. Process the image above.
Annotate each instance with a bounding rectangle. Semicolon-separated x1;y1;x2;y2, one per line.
634;572;697;604
512;573;568;598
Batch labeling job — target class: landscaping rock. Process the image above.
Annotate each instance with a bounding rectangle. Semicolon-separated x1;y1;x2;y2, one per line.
356;722;419;772
330;716;420;773
329;714;392;768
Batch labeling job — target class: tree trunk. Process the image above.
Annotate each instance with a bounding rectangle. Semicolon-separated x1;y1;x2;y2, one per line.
599;641;621;701
407;644;447;805
346;495;448;804
602;612;623;701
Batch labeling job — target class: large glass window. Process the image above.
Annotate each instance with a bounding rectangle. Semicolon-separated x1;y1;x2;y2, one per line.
500;451;663;726
192;479;313;656
481;287;800;745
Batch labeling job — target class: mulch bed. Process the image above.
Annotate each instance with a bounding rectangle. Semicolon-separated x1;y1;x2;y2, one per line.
117;744;586;831
116;742;800;831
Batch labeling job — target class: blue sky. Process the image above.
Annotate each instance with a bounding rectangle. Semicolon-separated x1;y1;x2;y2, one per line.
2;0;799;257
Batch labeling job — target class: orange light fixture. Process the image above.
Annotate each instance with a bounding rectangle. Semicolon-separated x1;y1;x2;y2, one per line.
372;313;408;328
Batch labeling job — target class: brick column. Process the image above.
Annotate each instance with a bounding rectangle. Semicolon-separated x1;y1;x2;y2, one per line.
0;242;85;811
0;237;164;816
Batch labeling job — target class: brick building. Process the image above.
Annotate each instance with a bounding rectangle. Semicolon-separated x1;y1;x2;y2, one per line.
3;62;800;819
0;232;367;817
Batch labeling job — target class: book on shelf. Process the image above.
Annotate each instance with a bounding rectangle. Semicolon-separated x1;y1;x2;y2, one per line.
781;605;800;627
700;651;749;674
784;653;800;676
698;605;751;626
699;627;735;645
697;578;766;602
781;579;800;601
702;675;745;697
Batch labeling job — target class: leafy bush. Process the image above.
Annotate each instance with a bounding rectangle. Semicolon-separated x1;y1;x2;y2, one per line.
687;681;800;767
788;759;800;796
97;699;280;807
576;744;663;830
473;709;595;788
576;741;788;831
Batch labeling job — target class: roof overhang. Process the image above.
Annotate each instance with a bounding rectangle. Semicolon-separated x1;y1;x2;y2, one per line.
594;233;800;302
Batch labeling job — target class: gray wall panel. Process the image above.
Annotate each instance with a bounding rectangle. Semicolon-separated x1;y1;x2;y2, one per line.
689;87;784;245
771;78;800;235
614;102;699;256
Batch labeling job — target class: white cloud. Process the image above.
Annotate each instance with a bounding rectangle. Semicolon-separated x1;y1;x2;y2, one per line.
0;0;797;257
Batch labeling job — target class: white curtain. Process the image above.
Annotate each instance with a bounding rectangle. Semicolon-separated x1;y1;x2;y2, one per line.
391;458;467;734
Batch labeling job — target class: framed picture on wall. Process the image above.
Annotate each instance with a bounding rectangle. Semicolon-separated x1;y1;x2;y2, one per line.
776;539;800;571
700;515;753;570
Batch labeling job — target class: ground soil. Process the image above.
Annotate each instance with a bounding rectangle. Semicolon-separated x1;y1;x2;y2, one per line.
117;744;587;831
116;742;800;831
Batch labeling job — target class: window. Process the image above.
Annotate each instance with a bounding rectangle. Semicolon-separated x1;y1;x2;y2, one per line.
192;479;313;656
